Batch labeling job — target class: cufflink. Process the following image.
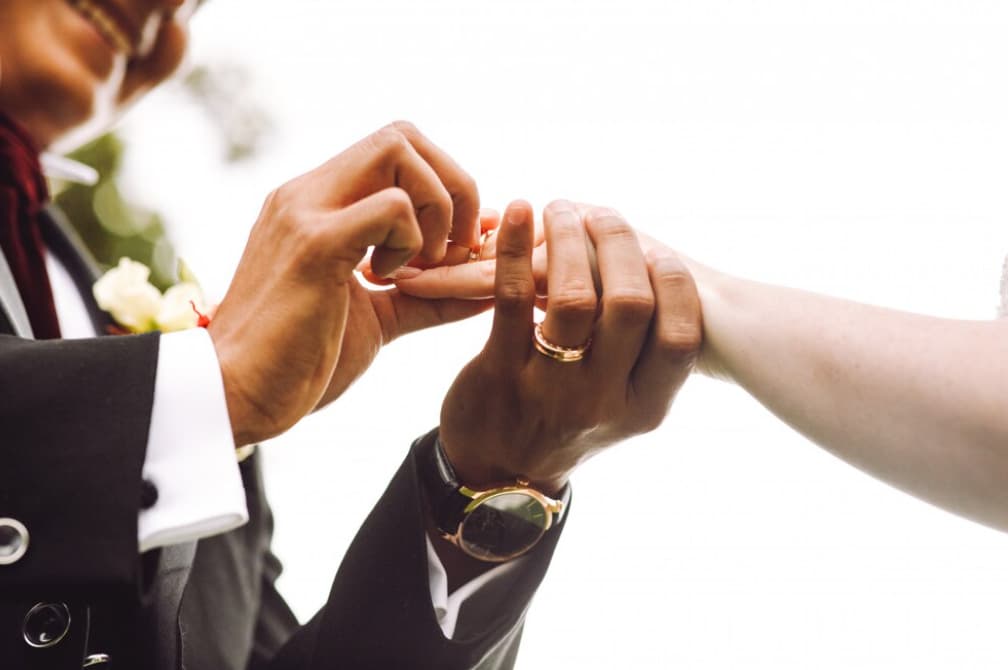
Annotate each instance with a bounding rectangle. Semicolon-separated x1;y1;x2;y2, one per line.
140;480;159;510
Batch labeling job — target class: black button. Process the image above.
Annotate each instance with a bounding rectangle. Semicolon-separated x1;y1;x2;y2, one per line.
140;480;159;510
0;518;29;565
23;602;71;648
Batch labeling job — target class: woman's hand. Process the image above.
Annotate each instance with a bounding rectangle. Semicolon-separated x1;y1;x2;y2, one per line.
389;204;665;300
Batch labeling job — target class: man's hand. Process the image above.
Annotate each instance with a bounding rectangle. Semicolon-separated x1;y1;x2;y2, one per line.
208;122;482;446
439;200;702;495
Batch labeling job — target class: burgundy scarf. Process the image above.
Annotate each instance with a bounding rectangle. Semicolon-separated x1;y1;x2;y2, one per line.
0;111;61;339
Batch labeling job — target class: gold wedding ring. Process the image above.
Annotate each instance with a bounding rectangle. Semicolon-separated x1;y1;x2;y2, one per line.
532;322;591;363
477;228;497;261
467;228;498;263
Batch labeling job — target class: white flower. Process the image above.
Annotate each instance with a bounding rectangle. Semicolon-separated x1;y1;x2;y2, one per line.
93;258;163;332
157;282;207;332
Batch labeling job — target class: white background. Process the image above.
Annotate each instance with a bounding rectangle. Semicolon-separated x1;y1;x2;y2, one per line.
118;1;1008;667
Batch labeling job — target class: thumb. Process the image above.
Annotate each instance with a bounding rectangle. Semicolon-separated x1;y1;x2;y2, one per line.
380;291;493;341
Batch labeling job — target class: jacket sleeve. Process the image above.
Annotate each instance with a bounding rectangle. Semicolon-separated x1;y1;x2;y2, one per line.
261;431;568;670
0;332;159;595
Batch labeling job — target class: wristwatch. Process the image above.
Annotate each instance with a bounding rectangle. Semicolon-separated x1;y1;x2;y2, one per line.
417;430;571;563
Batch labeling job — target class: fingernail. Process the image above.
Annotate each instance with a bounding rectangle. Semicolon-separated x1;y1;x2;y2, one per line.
389;266;423;281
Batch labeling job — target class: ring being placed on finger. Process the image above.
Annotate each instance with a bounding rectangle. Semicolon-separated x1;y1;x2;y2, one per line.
467;228;497;263
477;228;497;261
532;322;592;363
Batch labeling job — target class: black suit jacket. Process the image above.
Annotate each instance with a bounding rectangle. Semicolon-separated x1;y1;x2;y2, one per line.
0;210;564;669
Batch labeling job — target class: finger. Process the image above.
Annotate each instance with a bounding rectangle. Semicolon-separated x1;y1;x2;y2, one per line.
389;122;481;253
323;127;455;265
328;187;424;278
388;206;539;299
486;201;537;366
378;292;495;341
630;249;703;416
442;243;477;267
584;208;655;378
392;261;496;299
470;208;543;262
391;238;549;300
382;140;454;265
531;244;548;296
480;208;501;233
391;207;503;275
474;208;501;258
540;200;598;348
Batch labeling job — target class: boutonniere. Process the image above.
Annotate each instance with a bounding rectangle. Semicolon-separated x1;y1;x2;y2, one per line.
93;258;212;334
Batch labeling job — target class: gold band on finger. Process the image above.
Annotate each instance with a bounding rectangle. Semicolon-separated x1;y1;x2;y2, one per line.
466;229;498;263
477;228;497;261
532;322;591;363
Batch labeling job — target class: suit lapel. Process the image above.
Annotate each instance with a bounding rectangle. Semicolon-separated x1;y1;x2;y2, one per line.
39;205;116;335
0;206;115;338
0;246;35;338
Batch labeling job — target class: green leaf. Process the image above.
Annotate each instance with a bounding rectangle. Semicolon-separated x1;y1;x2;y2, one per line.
176;257;202;288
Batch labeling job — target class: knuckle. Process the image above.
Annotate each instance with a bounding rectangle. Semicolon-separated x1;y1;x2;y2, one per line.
634;411;667;435
289;221;330;268
650;251;688;278
389;119;420;138
431;188;454;221
261;187;279;211
369;125;410;158
604;289;655;322
455;173;478;200
545;198;576;215
548;286;598;318
548;213;585;240
656;322;703;362
545;208;581;231
382;187;415;218
586;208;633;240
478;260;497;281
452;175;480;216
585;205;622;222
653;263;697;295
263;185;303;233
496;277;535;307
268;182;296;211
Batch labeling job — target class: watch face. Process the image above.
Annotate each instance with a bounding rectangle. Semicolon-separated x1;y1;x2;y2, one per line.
458;491;549;561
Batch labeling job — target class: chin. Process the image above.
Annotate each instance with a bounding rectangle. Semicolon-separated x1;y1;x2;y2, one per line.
8;54;127;151
0;2;127;149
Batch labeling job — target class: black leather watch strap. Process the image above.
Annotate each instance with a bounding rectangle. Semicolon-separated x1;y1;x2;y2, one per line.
415;429;471;536
415;428;573;540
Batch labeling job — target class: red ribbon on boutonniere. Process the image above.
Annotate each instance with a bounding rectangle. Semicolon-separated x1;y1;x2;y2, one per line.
190;301;211;328
93;257;213;334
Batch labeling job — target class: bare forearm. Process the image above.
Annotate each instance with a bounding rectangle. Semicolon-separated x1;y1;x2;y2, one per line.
691;263;1008;530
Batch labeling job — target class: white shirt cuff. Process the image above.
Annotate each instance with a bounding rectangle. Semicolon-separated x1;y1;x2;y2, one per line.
426;535;528;639
138;328;249;553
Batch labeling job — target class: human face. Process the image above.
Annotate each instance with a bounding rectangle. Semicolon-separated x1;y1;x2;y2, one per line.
0;0;198;149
